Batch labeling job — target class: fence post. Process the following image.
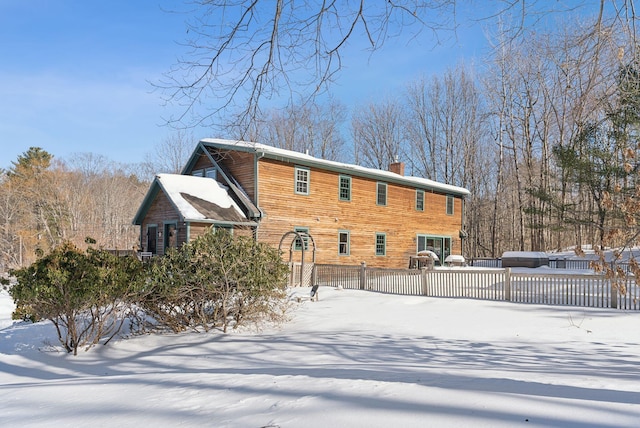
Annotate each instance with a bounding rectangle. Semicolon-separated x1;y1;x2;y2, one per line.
504;268;511;301
289;262;295;288
311;264;317;288
611;281;618;309
360;262;367;290
421;267;428;295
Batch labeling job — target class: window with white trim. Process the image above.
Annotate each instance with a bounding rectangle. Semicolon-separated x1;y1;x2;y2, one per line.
295;167;310;195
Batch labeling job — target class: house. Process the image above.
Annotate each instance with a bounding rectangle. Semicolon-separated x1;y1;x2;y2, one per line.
132;139;470;268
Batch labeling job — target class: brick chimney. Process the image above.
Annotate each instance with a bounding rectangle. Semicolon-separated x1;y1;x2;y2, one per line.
389;160;405;176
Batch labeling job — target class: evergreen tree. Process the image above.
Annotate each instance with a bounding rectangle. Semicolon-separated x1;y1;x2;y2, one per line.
554;59;640;255
7;147;52;179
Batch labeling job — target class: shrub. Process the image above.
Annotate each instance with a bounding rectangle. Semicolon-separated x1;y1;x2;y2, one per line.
140;228;289;333
9;242;144;355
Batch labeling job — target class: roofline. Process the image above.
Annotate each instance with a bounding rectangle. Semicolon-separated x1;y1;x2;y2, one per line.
133;174;259;226
181;141;262;217
199;138;470;197
184;219;259;227
132;178;161;225
181;140;207;175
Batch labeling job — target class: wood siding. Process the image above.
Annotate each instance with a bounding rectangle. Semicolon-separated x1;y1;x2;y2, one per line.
255;158;464;268
141;195;255;256
139;191;187;256
218;150;257;201
191;152;211;172
194;148;257;201
188;223;254;241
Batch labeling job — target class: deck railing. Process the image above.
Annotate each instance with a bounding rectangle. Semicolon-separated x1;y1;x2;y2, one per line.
310;263;640;310
467;257;632;272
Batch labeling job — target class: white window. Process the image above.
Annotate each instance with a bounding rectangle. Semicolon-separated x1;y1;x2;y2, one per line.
295;167;310;195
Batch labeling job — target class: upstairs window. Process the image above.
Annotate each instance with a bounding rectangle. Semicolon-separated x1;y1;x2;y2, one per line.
446;195;455;215
376;182;387;206
339;175;351;201
204;167;217;179
295;167;310;195
416;190;424;211
192;167;216;179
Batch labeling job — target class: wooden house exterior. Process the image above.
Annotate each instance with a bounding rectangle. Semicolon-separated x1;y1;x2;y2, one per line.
133;139;470;268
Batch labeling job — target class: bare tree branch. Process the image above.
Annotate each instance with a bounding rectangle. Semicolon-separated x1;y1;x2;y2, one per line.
154;0;457;133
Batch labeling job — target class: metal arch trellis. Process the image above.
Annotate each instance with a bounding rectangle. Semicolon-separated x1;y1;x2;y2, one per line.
278;230;316;287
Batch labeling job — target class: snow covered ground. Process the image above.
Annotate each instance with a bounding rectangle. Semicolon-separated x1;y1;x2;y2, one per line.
1;286;640;427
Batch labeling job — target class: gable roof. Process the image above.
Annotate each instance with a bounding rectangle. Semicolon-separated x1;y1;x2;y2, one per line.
181;142;262;218
197;138;471;197
132;174;257;226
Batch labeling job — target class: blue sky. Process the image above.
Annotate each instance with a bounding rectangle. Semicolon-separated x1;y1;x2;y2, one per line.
0;1;489;170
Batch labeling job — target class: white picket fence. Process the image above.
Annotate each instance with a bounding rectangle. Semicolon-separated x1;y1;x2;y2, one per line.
303;263;640;310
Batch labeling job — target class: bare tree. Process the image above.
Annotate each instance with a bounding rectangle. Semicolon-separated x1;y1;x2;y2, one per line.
156;0;458;132
142;130;196;179
243;99;347;161
352;98;406;170
404;65;491;258
0;171;23;270
405;65;484;187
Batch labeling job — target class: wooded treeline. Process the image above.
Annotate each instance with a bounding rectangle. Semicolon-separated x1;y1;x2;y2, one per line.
0;149;148;270
2;8;640;271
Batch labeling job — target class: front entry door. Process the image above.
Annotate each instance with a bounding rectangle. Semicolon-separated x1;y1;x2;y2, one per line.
147;226;157;254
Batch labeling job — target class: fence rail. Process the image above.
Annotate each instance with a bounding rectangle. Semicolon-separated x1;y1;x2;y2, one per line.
366;267;424;295
310;263;640;310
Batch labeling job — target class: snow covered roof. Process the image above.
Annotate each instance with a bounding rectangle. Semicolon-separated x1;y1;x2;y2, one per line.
155;174;248;223
132;173;255;226
199;138;470;197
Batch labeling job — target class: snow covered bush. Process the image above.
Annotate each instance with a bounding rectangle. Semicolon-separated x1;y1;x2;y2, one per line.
139;228;289;333
8;242;145;355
